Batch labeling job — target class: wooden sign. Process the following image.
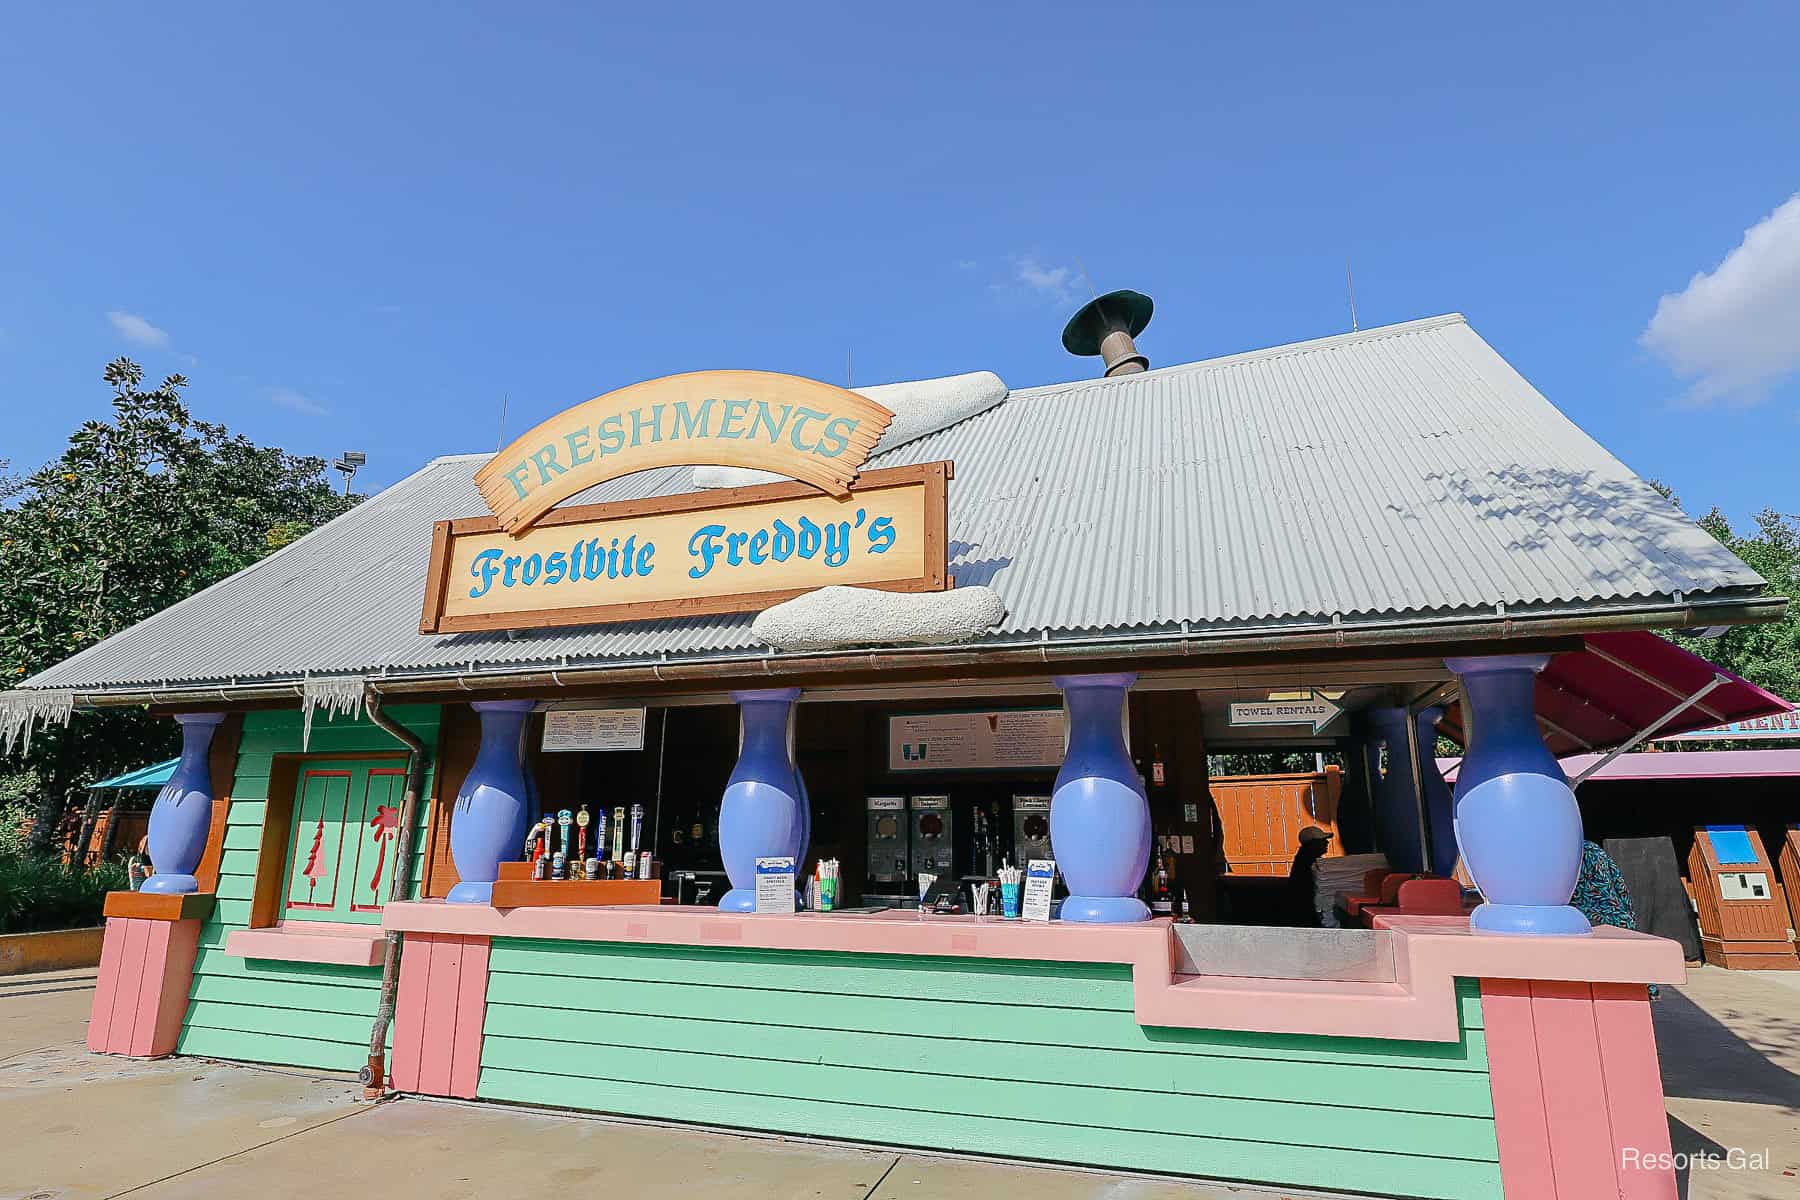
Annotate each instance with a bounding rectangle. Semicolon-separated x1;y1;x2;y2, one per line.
421;461;950;634
475;370;896;535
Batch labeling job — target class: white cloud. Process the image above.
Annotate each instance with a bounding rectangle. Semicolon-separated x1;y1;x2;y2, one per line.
1010;254;1076;302
107;310;170;349
1641;193;1800;404
270;387;328;417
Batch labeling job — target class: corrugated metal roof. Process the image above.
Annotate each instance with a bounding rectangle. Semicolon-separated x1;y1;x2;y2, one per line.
23;314;1766;692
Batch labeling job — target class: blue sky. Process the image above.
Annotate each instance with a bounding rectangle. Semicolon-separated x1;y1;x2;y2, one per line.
3;3;1797;527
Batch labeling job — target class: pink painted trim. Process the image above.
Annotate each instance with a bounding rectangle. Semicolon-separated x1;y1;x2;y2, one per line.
1481;980;1559;1199
389;931;491;1100
1532;981;1622;1197
224;921;384;967
448;936;489;1099
390;932;433;1092
419;935;462;1096
382;903;1685;1043
150;919;201;1057
85;916;204;1058
112;918;152;1050
1593;983;1679;1200
125;921;175;1056
87;918;129;1052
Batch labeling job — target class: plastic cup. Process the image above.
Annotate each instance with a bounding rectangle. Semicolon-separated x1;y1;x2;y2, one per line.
1001;882;1021;919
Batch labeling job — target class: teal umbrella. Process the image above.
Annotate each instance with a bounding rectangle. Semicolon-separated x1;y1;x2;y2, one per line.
91;758;179;790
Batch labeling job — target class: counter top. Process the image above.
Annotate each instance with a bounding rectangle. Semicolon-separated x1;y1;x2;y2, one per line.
381;901;1686;1043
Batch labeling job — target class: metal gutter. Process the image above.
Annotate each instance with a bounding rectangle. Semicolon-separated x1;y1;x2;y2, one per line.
39;592;1790;710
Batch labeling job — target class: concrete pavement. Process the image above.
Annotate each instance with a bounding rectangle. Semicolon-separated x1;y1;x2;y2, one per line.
1653;967;1800;1200
3;963;1794;1199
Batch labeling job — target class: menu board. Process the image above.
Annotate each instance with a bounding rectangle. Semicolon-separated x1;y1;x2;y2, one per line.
887;708;1065;772
542;706;647;752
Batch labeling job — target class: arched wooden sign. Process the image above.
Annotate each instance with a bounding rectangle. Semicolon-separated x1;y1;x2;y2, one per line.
476;370;895;535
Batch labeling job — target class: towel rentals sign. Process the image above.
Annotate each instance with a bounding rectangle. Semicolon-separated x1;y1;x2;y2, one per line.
422;370;951;632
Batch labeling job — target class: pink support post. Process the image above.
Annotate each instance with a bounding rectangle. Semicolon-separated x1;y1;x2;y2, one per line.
1481;977;1678;1199
449;936;490;1098
390;931;491;1100
85;916;204;1058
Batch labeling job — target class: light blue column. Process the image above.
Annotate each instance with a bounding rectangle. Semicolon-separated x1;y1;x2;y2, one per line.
718;688;806;913
1447;655;1590;935
141;712;226;895
1050;673;1151;923
447;700;536;905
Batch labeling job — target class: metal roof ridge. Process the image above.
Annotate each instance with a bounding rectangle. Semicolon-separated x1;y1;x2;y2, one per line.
1001;313;1472;400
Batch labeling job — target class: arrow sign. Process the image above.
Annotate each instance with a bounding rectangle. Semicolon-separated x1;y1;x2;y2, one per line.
1228;693;1344;734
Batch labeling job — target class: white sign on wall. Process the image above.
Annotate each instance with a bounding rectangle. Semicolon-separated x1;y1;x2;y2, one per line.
542;706;648;752
1227;693;1344;734
887;708;1065;772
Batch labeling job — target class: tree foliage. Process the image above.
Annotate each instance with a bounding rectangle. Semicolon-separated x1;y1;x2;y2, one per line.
1;360;358;852
1654;486;1800;705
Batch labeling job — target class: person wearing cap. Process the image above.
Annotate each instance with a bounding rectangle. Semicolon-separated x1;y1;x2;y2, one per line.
1285;826;1334;926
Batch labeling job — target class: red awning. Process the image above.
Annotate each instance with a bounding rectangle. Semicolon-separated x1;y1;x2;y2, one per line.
1438;631;1792;756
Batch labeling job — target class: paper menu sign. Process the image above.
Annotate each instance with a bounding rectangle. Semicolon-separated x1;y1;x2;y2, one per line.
1022;859;1057;922
754;857;797;913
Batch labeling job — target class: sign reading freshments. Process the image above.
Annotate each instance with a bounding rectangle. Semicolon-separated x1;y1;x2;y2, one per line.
475;371;896;535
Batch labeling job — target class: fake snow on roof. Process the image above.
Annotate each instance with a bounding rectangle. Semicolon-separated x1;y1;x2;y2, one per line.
22;314;1769;693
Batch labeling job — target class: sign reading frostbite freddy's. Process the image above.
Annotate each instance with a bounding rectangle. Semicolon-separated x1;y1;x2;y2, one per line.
475;370;895;535
421;460;951;633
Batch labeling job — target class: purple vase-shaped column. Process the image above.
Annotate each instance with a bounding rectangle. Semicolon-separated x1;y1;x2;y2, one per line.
718;689;806;913
1051;674;1151;923
141;712;226;894
1447;655;1590;935
447;700;537;905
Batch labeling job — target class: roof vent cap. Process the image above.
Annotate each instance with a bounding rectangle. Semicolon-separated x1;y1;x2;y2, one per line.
1061;289;1153;377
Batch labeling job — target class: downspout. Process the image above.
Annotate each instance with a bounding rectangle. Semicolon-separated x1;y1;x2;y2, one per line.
361;691;431;1098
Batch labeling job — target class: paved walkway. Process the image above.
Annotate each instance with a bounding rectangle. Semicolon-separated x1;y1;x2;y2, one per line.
1653;967;1800;1200
3;965;1794;1199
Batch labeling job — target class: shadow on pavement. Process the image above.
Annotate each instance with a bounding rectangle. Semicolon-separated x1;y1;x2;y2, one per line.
1653;985;1800;1107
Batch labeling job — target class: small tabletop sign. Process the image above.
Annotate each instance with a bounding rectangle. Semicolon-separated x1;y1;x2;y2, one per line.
754;857;797;914
542;706;646;752
1022;859;1057;923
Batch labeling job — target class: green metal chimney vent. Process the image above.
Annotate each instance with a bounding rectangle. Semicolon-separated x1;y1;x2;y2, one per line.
1061;289;1153;376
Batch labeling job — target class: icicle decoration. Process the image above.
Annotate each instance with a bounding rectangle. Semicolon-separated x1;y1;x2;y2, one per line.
301;675;368;750
0;689;76;756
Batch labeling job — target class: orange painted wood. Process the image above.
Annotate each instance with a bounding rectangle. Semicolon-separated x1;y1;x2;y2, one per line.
1210;768;1342;876
424;703;480;900
194;713;244;893
1778;827;1800;942
1688;827;1797;967
1480;979;1559;1199
103;891;215;921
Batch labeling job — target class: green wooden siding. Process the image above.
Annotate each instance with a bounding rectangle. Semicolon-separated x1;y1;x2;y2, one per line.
176;706;440;1073
479;939;1501;1200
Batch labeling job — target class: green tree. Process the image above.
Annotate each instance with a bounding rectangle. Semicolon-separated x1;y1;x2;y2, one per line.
1653;484;1800;704
1;360;358;854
